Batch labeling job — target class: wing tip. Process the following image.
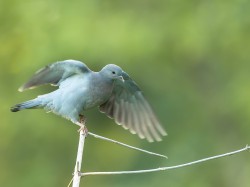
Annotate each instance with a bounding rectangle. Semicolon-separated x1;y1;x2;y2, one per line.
18;86;24;92
18;84;31;92
160;129;168;136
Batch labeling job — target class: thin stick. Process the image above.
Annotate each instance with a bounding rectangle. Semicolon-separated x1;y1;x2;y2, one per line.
88;132;167;159
81;145;250;176
72;130;86;187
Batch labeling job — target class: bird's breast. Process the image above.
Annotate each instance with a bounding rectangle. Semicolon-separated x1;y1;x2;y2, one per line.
48;74;114;115
84;77;114;109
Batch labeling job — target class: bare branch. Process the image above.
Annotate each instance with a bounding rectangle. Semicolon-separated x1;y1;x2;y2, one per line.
70;130;167;186
88;132;167;159
72;130;86;187
81;145;250;177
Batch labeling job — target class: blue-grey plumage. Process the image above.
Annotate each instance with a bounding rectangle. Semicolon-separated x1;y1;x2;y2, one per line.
11;60;166;142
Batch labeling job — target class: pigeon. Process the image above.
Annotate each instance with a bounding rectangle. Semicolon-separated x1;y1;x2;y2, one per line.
11;60;167;142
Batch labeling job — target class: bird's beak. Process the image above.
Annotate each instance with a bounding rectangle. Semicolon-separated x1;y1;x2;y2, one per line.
118;76;125;82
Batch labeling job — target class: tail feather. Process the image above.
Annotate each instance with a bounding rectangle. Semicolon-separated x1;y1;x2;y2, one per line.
11;99;41;112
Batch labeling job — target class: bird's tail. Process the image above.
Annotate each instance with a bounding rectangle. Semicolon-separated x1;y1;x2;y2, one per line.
10;99;41;112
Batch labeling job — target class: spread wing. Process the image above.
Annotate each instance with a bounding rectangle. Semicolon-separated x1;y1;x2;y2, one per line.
18;60;90;92
99;71;167;142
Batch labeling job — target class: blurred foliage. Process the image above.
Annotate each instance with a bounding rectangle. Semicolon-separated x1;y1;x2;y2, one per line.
0;0;250;186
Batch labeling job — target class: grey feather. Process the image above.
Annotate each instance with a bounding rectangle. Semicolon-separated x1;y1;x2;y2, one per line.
18;60;90;92
11;60;166;142
99;71;167;142
11;99;41;112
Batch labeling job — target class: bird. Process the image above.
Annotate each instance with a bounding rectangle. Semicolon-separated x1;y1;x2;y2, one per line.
10;60;167;142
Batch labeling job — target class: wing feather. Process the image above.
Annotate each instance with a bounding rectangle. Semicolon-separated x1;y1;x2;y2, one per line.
18;60;90;92
99;71;167;142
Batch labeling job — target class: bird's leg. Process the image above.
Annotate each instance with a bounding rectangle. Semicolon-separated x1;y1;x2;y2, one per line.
76;114;88;135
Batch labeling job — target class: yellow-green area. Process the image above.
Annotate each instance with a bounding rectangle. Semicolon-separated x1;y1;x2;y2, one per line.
0;0;250;187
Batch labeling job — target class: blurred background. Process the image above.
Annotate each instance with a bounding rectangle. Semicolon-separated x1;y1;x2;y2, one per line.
1;0;250;186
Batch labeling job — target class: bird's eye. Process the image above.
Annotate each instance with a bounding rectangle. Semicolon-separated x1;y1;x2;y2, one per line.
112;71;116;74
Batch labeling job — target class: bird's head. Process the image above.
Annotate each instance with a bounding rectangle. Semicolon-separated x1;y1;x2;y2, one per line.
101;64;124;82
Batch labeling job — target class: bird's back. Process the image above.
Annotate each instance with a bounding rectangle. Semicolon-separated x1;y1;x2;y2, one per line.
39;72;114;123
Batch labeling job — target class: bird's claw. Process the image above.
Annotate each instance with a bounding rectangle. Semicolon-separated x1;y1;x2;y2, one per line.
77;125;88;136
76;114;88;135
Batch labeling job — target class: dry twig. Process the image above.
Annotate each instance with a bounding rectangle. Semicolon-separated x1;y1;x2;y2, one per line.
81;145;250;177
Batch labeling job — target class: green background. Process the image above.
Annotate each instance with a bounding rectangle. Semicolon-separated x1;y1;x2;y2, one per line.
1;0;250;186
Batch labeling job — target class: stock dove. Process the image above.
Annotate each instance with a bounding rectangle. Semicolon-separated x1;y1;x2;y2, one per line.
11;60;166;142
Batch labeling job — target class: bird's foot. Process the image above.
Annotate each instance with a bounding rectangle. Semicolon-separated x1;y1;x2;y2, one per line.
77;114;88;136
79;114;86;124
77;124;88;136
